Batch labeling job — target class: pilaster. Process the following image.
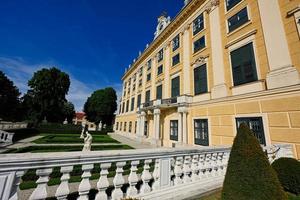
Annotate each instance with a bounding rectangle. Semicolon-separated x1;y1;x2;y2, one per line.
164;43;171;98
258;0;300;89
182;24;191;95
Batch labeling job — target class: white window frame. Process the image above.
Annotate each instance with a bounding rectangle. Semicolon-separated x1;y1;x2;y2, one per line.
234;113;271;146
228;34;263;95
224;0;244;13
226;5;251;34
192;12;205;36
192;117;212;146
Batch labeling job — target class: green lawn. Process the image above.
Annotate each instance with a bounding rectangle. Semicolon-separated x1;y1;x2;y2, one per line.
198;191;300;200
4;144;133;153
33;134;119;144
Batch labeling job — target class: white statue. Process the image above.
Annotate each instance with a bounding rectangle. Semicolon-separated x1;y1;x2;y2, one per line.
81;124;93;151
63;118;68;125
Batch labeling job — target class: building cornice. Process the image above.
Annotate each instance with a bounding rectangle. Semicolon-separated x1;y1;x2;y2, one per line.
122;0;207;80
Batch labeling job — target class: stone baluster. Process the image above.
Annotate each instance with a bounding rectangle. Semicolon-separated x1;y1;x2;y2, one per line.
95;163;111;200
127;160;139;197
206;154;213;178
170;158;175;186
183;156;192;183
198;154;205;179
191;155;199;182
78;164;94;200
212;153;218;177
55;166;73;200
9;170;26;200
174;157;183;185
29;168;53;200
140;159;152;194
216;152;224;177
112;161;126;200
152;159;160;190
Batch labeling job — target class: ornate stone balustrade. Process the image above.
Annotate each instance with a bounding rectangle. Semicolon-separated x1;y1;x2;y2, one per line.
0;122;27;130
0;144;293;200
0;130;14;145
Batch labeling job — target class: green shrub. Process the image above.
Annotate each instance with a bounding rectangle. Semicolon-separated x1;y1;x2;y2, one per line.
37;123;82;134
221;123;287;200
272;157;300;195
6;128;39;142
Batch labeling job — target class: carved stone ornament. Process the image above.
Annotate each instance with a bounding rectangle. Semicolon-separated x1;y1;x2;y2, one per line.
205;0;220;13
154;12;171;39
193;56;207;66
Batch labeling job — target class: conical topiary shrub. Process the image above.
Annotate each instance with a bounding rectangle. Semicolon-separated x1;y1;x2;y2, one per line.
221;123;287;200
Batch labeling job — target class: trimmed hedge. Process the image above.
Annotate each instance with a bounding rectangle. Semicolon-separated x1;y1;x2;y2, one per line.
272;157;300;195
6;128;39;142
222;123;287;200
37;123;82;134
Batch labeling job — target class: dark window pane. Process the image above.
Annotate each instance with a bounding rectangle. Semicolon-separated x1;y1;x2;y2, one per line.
156;85;162;100
193;13;204;35
171;76;180;97
158;49;164;62
145;90;151;102
228;7;249;32
194;64;207;95
172;54;180;66
170;120;178;141
172;35;180;51
126;100;129;112
130;97;135;111
230;43;257;86
194;119;209;146
226;0;242;11
137;94;141;108
157;65;163;75
236;117;266;145
147;73;151;82
194;36;205;53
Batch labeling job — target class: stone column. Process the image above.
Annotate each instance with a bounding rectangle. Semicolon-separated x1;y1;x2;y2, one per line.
136;114;141;137
139;111;146;138
177;108;183;144
206;0;228;99
182;108;188;145
153;108;161;146
258;0;300;89
182;24;191;95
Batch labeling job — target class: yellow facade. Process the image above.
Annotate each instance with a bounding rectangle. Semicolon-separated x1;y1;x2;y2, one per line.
115;0;300;159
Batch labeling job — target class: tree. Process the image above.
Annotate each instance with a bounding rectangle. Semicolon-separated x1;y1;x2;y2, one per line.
63;101;75;124
84;87;117;127
0;71;21;121
28;67;70;123
221;123;287;200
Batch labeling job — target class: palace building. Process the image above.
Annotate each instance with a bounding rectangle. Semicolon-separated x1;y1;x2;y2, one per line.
114;0;300;159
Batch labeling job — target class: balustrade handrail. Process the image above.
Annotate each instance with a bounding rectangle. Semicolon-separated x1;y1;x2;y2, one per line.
0;146;231;172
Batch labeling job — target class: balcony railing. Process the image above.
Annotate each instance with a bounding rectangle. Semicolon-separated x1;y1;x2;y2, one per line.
0;144;293;200
142;100;154;108
161;97;178;105
0;122;27;130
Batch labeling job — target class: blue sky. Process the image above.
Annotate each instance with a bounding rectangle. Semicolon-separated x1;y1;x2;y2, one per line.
0;0;183;111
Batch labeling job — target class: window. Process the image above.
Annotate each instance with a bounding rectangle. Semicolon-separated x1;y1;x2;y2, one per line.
122;102;125;113
139;67;143;77
157;65;163;76
158;49;164;62
120;122;122;131
119;104;122;114
228;7;249;32
126;100;129;112
129;121;132;133
124;122;127;132
193;36;205;53
194;119;209;146
144;121;148;136
147;73;151;82
116;122;119;130
131;97;135;111
156;85;162;100
137;94;141;108
194;64;208;95
145;90;151;103
171;76;180;97
172;35;180;51
170;120;178;141
135;121;137;133
230;42;257;86
138;79;142;87
147;59;152;71
193;13;204;35
226;0;242;11
236;117;266;145
172;54;180;66
132;84;136;91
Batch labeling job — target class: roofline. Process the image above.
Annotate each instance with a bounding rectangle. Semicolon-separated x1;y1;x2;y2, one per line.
121;0;206;81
